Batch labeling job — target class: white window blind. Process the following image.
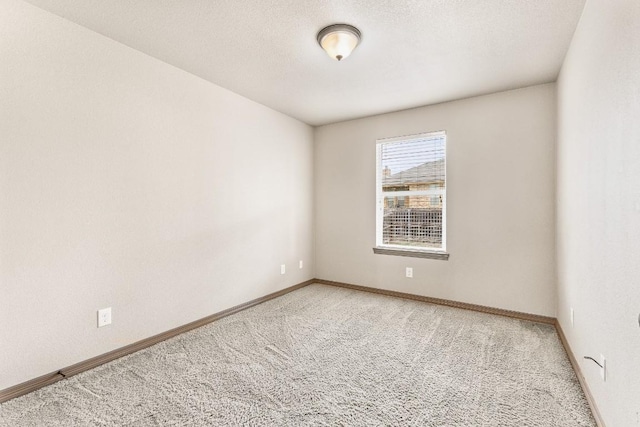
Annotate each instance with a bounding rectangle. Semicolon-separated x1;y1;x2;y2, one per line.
376;131;446;253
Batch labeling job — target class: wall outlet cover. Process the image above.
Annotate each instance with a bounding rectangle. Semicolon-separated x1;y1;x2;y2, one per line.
98;307;112;328
406;267;413;278
570;308;574;327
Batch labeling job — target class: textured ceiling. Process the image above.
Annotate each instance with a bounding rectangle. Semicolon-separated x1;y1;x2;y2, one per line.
23;0;586;126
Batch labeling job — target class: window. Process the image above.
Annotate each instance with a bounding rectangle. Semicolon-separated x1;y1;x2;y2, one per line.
374;131;448;260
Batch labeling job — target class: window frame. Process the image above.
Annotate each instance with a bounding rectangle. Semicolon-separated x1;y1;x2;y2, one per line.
374;131;449;260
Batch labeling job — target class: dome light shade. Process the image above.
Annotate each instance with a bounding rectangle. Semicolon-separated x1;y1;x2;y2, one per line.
317;24;361;61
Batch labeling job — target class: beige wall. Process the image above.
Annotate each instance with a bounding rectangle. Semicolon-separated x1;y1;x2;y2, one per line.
0;0;314;390
556;0;640;425
315;84;557;317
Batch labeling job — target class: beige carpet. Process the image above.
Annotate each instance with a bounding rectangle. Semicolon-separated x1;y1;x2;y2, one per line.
0;284;595;426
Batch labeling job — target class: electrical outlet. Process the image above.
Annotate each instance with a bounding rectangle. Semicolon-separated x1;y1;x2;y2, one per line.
97;307;112;328
280;264;286;275
570;308;574;327
299;260;303;269
406;267;413;278
600;354;606;381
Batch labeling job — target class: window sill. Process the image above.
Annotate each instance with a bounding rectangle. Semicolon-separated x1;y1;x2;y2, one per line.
373;247;449;260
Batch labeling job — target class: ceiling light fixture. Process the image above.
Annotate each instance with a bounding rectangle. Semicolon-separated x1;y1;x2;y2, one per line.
317;24;361;62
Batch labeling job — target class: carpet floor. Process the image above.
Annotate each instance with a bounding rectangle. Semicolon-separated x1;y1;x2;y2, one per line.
0;284;595;426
